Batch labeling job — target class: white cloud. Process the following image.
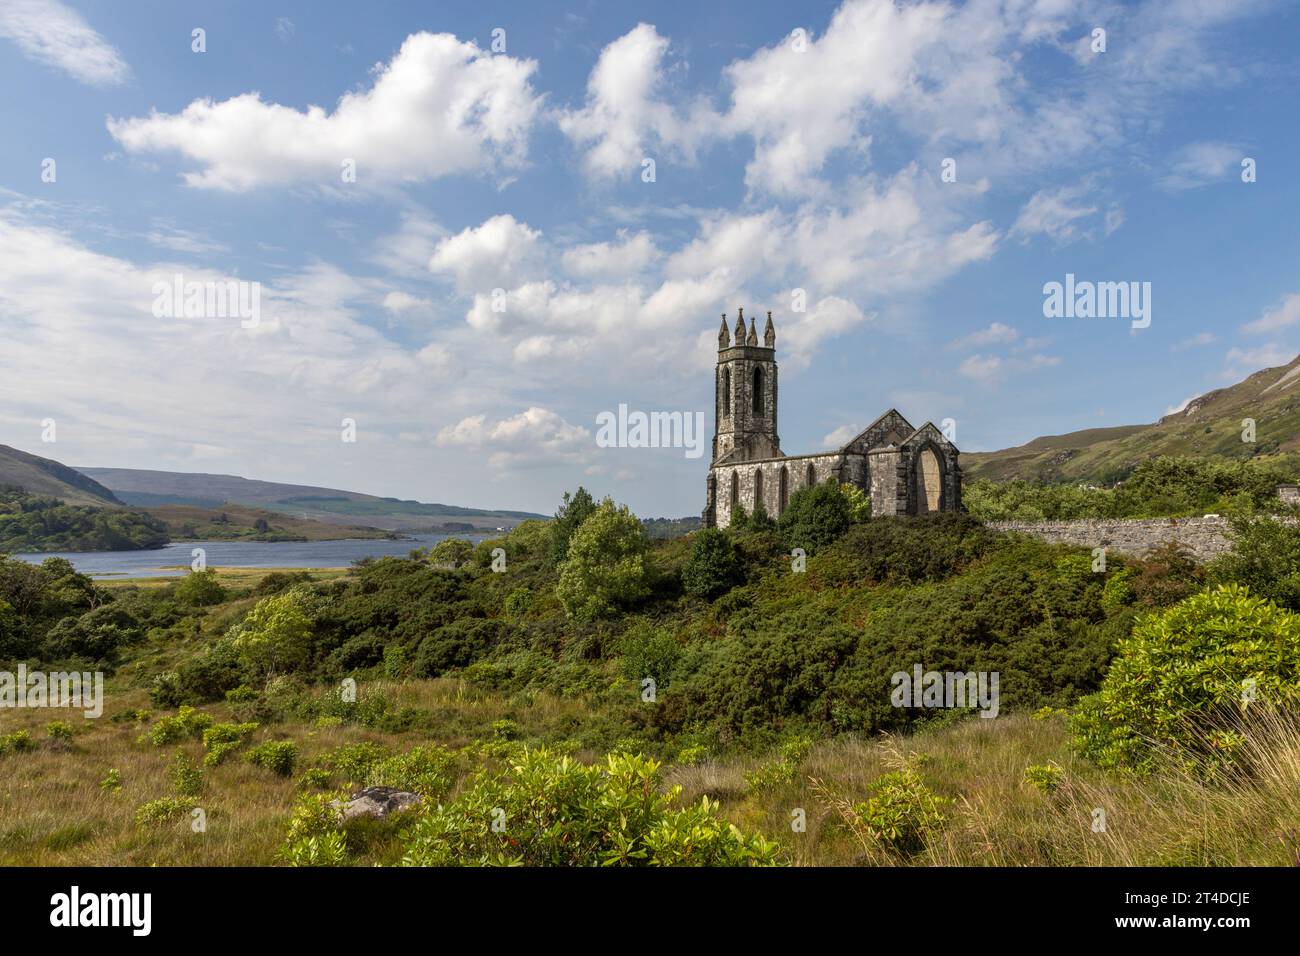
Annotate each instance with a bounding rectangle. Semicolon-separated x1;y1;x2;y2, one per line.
1159;141;1245;191
1171;331;1215;351
107;33;542;190
958;351;1059;386
381;291;434;316
1011;184;1101;244
948;322;1018;351
0;0;129;87
1243;293;1300;335
429;214;543;294
435;407;593;472
555;23;710;179
1223;343;1295;379
821;424;861;448
562;231;659;278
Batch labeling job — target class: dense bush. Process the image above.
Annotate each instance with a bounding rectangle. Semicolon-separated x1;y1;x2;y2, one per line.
681;528;742;598
229;587;316;677
0;488;168;552
1072;584;1300;773
399;750;781;866
174;569;227;606
810;513;995;587
777;482;851;555
1209;515;1300;610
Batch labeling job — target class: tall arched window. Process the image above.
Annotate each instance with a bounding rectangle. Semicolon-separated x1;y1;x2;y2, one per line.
754;468;764;512
720;368;731;419
752;367;764;415
730;471;739;506
806;462;816;487
779;466;789;514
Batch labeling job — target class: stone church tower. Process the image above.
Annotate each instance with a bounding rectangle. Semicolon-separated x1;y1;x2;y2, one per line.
703;311;962;528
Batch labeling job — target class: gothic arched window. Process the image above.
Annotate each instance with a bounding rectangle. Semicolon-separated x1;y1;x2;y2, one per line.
806;462;816;487
754;468;764;512
721;368;731;419
730;471;739;506
752;367;764;415
779;466;789;514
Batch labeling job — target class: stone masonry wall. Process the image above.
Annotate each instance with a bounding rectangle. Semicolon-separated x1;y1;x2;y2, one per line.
986;516;1234;562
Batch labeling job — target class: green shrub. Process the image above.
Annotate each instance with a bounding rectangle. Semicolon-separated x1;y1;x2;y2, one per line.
399;749;781;866
170;751;204;797
281;793;347;867
318;742;390;786
848;765;949;855
777;482;851;555
142;706;213;746
1210;515;1300;610
366;744;456;798
681;528;742;598
618;622;681;689
1023;764;1063;793
0;730;35;755
46;720;74;743
174;569;227;607
99;768;122;792
427;537;474;569
246;740;298;777
135;797;192;828
548;487;598;565
1072;584;1300;772
228;587;315;677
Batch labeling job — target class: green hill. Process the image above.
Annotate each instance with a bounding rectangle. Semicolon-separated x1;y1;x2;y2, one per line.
964;353;1300;483
0;443;122;507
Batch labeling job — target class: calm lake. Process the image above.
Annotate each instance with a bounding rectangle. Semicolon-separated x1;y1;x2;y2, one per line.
10;533;483;579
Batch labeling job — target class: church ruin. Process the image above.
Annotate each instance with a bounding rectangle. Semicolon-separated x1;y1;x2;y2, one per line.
703;310;962;528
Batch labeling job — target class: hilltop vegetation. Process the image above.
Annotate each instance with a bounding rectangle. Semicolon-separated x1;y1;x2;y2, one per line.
964;455;1299;521
2;481;1300;866
963;352;1300;484
0;488;168;553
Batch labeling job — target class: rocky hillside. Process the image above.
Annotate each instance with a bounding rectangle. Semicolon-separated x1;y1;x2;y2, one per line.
0;443;122;507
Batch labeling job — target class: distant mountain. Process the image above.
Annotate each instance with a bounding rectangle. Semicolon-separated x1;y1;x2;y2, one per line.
77;466;545;532
0;444;122;507
964;354;1300;483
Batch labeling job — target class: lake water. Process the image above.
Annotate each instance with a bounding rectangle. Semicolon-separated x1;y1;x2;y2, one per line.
10;533;484;579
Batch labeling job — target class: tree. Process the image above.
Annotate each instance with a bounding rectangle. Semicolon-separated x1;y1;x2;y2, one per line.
1209;515;1300;610
556;500;650;620
681;528;742;598
229;587;315;677
548;487;597;565
253;517;270;533
428;537;474;569
778;482;851;555
175;569;227;606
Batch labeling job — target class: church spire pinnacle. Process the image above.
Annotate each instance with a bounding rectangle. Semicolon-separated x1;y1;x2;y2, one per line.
733;308;745;344
718;313;731;349
763;311;775;348
746;315;758;346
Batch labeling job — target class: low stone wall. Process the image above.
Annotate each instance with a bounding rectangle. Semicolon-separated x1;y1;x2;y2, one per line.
985;516;1233;562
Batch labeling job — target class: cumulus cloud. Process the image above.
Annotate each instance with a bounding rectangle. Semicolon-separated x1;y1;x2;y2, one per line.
107;33;542;190
0;0;129;86
561;231;659;278
429;214;543;294
1011;183;1118;245
948;322;1019;351
555;23;711;179
958;352;1060;386
435;407;593;471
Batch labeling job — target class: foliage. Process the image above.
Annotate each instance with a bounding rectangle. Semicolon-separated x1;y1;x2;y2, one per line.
0;729;34;755
1071;584;1300;773
399;749;781;866
618;621;681;689
548;487;597;565
281;792;348;867
848;765;949;855
228;587;316;677
134;797;193;828
427;537;474;568
1023;763;1063;793
246;740;298;776
1209;515;1300;610
0;488;168;552
174;569;227;606
45;720;74;743
143;706;213;746
170;751;204;797
681;528;742;598
777;481;851;555
556;500;650;620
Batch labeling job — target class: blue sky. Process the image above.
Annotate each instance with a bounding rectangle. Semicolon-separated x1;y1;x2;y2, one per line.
1;0;1298;517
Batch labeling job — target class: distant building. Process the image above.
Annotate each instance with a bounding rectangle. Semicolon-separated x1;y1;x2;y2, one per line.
703;310;962;529
1279;485;1300;508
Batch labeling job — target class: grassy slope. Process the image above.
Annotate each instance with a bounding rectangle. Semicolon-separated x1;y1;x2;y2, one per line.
964;354;1300;483
0;444;122;508
3;674;1297;866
